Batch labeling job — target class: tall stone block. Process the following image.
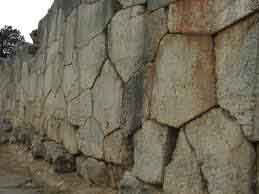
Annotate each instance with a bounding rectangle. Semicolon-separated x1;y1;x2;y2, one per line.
108;6;145;82
215;14;259;141
76;0;113;48
151;34;216;128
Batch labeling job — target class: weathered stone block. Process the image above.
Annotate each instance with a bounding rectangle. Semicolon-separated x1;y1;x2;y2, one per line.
168;0;257;34
76;0;113;48
151;34;216;128
104;129;132;165
132;120;173;184
144;8;168;62
77;118;104;159
44;141;76;173
215;14;259;141
67;89;92;127
108;6;145;82
62;122;78;154
164;131;207;194
78;33;106;90
118;0;146;8
62;63;80;101
63;8;77;66
93;60;123;136
119;172;162;194
185;108;255;194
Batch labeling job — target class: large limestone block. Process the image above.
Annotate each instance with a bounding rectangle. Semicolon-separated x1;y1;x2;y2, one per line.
132;120;173;184
93;60;123;136
104;129;131;165
144;8;168;62
121;69;144;135
62;122;78;154
215;14;259;141
78;33;106;90
77;118;104;159
151;34;216;128
63;8;77;66
185;108;256;194
76;0;113;48
118;0;146;7
62;63;80;101
67;89;92;127
108;6;145;82
168;0;258;34
164;131;208;194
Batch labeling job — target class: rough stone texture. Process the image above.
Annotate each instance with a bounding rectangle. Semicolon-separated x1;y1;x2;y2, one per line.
121;69;144;135
168;0;258;34
76;0;114;48
63;8;77;66
164;131;207;194
215;14;259;141
93;60;123;136
108;6;145;82
144;8;168;62
32;135;46;159
104;129;131;165
185;108;256;194
44;141;76;173
62;122;78;154
78;33;106;90
147;0;173;10
151;34;216;128
119;172;162;194
77;118;104;159
62;63;80;101
67;89;92;127
118;0;146;8
132;120;173;184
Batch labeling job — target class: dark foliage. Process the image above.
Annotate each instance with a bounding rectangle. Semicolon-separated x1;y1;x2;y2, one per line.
0;26;25;58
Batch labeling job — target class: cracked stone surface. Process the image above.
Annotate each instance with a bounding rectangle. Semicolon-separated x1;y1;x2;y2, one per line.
185;108;255;194
76;0;114;48
151;34;216;128
93;60;123;136
215;14;259;141
78;33;106;90
108;6;145;82
77;117;104;159
164;130;208;194
168;0;256;34
132;120;173;184
147;0;174;10
67;89;92;127
118;0;146;8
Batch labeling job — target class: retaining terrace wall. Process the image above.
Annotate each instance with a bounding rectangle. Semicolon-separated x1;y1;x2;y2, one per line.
0;0;259;193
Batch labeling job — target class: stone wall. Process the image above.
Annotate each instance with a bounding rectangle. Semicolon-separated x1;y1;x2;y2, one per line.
0;0;259;193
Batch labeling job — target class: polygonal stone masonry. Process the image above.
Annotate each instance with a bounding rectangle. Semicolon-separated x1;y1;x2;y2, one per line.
132;120;174;184
76;0;114;48
168;0;257;34
144;7;168;62
184;108;255;194
67;89;92;127
62;122;78;154
151;34;216;128
77;117;104;159
215;14;259;141
147;0;174;11
93;60;123;136
78;33;106;90
108;5;146;82
164;131;207;194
